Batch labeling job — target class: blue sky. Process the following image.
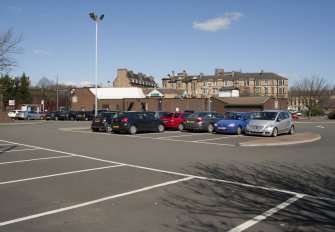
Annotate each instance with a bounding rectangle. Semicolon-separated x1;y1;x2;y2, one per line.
1;0;334;87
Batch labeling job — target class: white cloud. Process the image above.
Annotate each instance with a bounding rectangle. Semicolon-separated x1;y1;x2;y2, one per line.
33;49;51;56
193;12;244;32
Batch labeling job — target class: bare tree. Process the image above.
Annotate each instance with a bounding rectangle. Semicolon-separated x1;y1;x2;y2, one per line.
289;75;330;119
0;28;23;73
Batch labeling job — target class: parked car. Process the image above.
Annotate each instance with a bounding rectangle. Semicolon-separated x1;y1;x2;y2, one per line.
245;110;295;137
160;112;192;130
45;111;61;120
76;111;94;121
214;112;255;135
291;112;298;120
58;110;77;120
146;111;171;119
91;111;119;132
111;111;165;135
38;111;48;120
15;111;41;120
8;110;23;119
182;111;225;133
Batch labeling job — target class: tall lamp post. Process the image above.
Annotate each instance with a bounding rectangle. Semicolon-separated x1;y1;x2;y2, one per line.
89;12;104;116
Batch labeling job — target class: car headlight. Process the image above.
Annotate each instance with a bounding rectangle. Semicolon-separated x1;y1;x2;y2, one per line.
214;123;217;127
265;124;274;129
228;123;235;127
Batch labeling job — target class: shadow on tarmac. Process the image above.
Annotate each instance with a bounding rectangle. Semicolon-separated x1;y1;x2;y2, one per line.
161;162;335;231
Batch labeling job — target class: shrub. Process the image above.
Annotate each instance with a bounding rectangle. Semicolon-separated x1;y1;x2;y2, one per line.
309;106;324;116
328;111;335;119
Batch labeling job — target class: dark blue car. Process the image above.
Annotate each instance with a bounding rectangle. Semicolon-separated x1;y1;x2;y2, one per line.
214;112;255;135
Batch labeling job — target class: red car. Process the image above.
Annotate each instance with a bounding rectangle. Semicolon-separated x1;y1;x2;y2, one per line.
291;113;298;120
160;112;192;130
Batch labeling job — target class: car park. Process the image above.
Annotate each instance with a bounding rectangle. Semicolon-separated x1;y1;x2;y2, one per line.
182;111;225;133
161;112;192;130
15;111;41;120
112;111;165;135
214;112;255;135
245;110;295;137
91;111;119;132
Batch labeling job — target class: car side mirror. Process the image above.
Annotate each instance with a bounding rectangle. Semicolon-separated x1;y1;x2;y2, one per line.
277;118;282;122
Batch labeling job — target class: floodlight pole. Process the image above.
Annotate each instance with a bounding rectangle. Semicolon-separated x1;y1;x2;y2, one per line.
89;12;104;116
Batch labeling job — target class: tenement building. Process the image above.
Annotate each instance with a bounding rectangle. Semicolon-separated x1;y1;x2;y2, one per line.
113;68;158;88
162;68;288;99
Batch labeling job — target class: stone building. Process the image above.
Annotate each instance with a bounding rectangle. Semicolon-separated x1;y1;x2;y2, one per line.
162;68;288;99
113;69;158;88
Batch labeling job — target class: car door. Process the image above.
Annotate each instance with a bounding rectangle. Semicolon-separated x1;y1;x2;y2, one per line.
142;112;156;131
241;113;249;130
276;112;286;134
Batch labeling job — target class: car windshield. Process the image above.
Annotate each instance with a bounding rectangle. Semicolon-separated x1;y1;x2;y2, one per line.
190;112;208;118
225;113;243;120
254;111;278;120
162;112;173;118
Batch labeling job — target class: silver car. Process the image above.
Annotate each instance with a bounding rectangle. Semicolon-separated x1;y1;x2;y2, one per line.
16;111;42;120
245;110;295;137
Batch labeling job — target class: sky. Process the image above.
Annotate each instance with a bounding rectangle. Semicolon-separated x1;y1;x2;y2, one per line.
1;0;335;88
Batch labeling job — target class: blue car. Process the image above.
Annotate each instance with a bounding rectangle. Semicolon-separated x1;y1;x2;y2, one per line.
214;112;255;135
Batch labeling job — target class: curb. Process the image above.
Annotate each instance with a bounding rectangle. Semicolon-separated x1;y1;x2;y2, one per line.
239;133;321;147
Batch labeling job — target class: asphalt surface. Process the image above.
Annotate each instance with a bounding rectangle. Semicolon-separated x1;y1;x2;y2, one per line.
0;120;334;231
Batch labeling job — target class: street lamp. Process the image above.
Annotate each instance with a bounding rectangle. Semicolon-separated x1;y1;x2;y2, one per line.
89;12;104;116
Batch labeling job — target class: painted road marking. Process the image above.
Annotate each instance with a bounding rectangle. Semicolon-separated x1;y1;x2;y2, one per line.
0;164;124;185
0;139;331;202
228;194;305;232
0;155;73;165
0;176;194;227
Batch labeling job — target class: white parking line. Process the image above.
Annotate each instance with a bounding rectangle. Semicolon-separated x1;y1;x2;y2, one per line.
0;164;124;185
0;148;40;153
0;155;73;165
195;137;230;142
228;194;304;232
0;176;194;227
156;134;204;139
0;139;333;202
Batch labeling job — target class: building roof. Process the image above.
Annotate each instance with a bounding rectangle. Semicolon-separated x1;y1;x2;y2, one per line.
213;96;271;106
89;87;145;99
166;71;287;83
142;88;186;97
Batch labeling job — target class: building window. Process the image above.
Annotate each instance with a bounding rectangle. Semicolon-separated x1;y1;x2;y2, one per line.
278;80;283;86
234;81;239;87
264;80;268;85
264;87;268;94
72;96;78;103
278;88;283;94
255;80;260;86
224;81;228;86
255;87;261;95
214;81;218;86
271;87;275;94
244;80;249;86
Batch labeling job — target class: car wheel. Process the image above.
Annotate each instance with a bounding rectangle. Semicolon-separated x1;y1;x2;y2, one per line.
207;123;214;133
105;123;112;132
158;124;165;133
288;125;295;135
26;116;31;120
92;128;99;132
272;127;278;137
128;125;137;135
178;123;184;131
55;116;58;121
236;126;242;135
